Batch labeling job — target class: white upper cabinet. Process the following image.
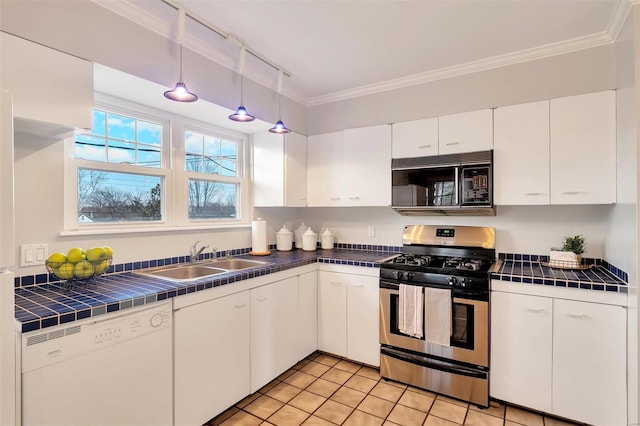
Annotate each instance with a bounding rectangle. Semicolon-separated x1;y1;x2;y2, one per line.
1;32;93;136
253;131;307;207
494;100;550;205
550;90;616;204
438;109;493;155
307;125;391;207
392;117;439;158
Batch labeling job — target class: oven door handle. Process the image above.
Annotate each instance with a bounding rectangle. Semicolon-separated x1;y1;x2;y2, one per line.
381;346;487;379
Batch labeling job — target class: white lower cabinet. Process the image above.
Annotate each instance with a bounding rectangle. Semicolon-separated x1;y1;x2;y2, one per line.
174;291;250;426
298;271;318;360
250;276;300;393
491;291;626;425
318;269;380;366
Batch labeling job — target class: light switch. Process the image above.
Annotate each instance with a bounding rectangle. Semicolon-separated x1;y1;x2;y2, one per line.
20;244;49;267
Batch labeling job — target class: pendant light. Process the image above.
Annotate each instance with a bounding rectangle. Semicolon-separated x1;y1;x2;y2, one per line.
229;46;255;122
164;9;198;102
269;70;290;134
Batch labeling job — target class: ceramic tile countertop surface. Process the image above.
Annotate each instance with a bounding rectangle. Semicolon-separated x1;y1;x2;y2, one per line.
14;249;396;333
491;260;627;293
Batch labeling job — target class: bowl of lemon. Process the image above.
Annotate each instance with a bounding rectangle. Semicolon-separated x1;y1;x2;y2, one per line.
46;246;113;282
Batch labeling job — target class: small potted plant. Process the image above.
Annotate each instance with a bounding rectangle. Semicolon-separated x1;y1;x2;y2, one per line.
549;235;584;268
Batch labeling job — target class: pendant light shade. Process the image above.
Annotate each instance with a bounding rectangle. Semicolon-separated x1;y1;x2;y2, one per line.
269;70;290;134
229;46;255;122
164;9;198;103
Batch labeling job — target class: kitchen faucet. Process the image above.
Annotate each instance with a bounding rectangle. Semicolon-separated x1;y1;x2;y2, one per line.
190;240;209;264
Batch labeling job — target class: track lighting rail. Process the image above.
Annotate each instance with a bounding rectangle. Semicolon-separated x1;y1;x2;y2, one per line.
160;0;292;78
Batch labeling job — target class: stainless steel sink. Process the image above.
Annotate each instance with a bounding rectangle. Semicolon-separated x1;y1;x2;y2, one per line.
135;265;227;282
202;258;270;270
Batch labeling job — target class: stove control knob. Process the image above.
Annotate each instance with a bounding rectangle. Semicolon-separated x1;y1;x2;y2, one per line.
459;278;467;288
395;271;403;280
448;276;457;286
406;272;414;280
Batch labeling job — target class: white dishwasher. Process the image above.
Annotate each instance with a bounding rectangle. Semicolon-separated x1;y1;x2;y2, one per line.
21;301;173;426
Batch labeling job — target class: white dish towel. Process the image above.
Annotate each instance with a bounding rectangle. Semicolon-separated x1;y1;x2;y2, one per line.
425;287;452;347
398;284;424;338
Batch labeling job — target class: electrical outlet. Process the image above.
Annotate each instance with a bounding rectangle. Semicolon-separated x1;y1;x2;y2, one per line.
368;225;375;237
21;244;49;267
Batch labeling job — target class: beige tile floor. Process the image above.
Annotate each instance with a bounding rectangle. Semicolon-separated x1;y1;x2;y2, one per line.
206;352;583;426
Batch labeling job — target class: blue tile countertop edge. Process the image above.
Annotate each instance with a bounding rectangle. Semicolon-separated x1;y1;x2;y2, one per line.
493;254;628;295
14;246;400;333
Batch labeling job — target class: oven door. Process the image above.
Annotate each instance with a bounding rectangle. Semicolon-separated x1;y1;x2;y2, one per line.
380;281;488;367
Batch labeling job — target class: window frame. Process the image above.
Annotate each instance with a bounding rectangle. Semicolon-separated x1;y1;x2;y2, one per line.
63;94;252;235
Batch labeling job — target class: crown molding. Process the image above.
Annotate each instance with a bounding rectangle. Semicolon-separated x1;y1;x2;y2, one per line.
607;0;632;41
307;31;614;107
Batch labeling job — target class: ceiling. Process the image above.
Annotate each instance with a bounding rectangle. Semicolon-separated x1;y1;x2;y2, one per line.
98;0;628;107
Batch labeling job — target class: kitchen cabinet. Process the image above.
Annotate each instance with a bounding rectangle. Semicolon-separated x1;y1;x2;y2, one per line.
298;271;318;360
438;109;493;155
552;298;626;425
307;125;391;206
392;117;439;158
318;269;380;366
494;100;550;205
491;290;626;425
250;276;300;393
490;292;552;412
550;90;616;204
0;32;93;137
253;131;307;207
174;291;250;426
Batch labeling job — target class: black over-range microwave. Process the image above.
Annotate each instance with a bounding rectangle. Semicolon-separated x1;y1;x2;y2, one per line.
391;150;495;216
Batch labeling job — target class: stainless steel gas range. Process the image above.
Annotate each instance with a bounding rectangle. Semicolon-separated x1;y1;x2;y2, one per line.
379;225;499;407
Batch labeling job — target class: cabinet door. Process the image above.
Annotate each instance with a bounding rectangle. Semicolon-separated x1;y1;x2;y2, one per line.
317;271;347;357
552;299;626;425
392;118;439;158
343;125;392;206
490;292;552;412
1;32;93;133
298;271;318;360
346;274;380;366
174;291;250;425
250;277;299;393
550;91;616;204
307;131;344;206
438;109;493;154
494;101;550;205
284;132;308;207
253;131;284;207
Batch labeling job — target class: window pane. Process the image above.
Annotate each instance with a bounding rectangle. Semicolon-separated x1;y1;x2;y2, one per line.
185;130;238;177
188;179;237;219
78;169;162;223
108;113;135;140
221;140;237;159
138;148;162;168
107;140;136;164
185;131;202;155
137;120;162;145
186;154;202;173
75;135;107;161
220;159;237;177
204;136;219;157
93;110;106;136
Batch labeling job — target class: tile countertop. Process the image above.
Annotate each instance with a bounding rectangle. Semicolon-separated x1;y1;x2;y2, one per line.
491;259;627;293
14;249;397;333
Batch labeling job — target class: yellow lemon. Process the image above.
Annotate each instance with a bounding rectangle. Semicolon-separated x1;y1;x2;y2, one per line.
56;263;75;280
94;260;109;275
74;260;94;279
103;246;113;258
67;248;86;264
47;252;67;269
86;247;107;262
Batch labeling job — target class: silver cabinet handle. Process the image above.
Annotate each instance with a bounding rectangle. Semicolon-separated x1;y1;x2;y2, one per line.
525;307;544;313
446;141;461;146
524;192;541;196
561;191;580;195
418;145;433;148
564;311;586;318
234;303;247;308
331;281;342;286
256;296;268;302
330;197;341;201
349;196;361;200
351;284;365;288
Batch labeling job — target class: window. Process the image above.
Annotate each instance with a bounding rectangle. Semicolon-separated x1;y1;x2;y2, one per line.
66;97;249;232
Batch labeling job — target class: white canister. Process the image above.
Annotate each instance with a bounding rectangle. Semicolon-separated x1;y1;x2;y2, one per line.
321;228;335;250
276;225;293;251
302;227;318;251
294;223;307;249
